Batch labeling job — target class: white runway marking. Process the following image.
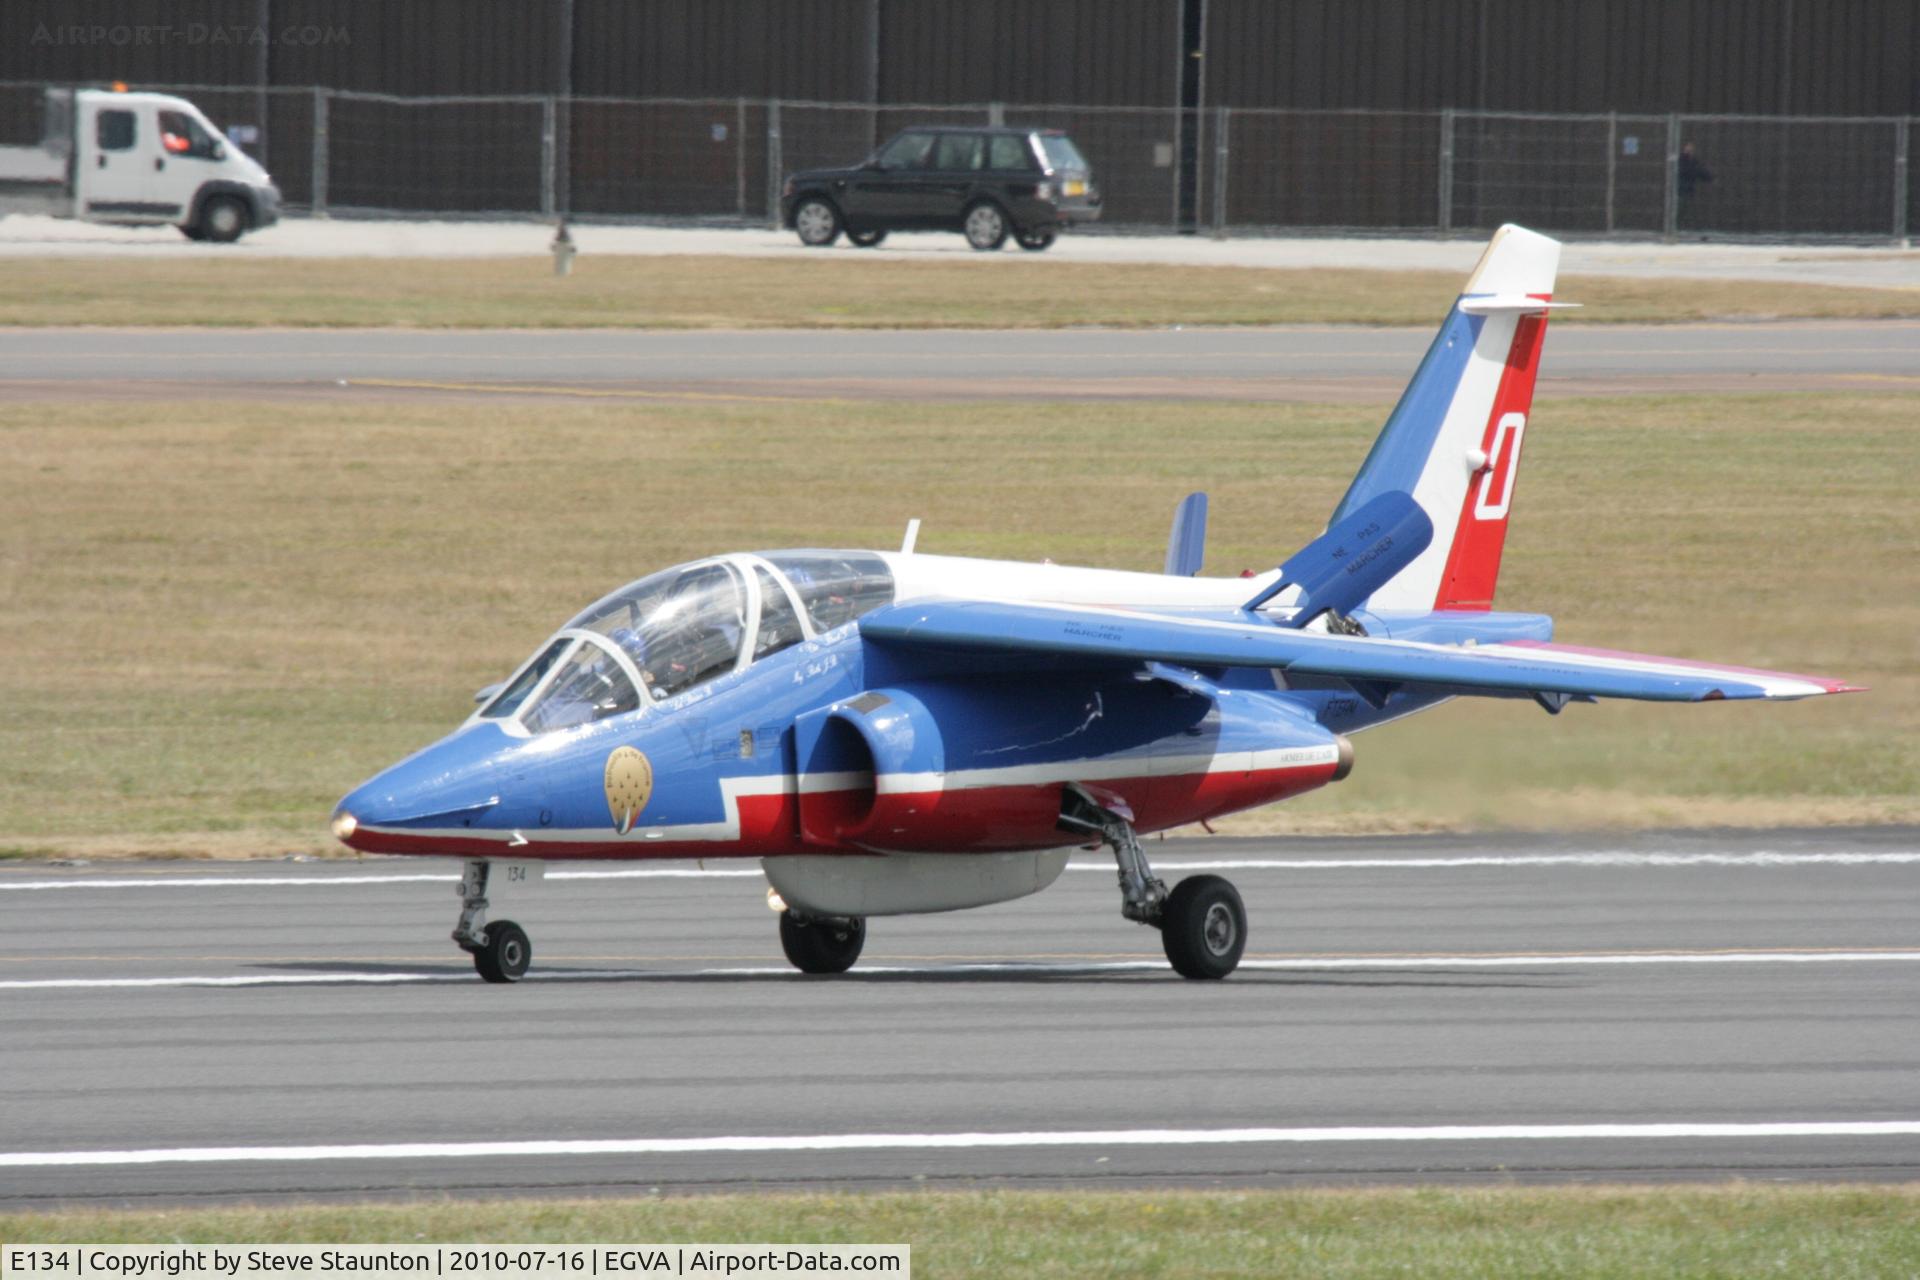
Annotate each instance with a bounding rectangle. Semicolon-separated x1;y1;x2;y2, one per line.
5;951;1917;991
0;868;765;892
1071;851;1920;871
2;850;1912;893
5;1121;1916;1169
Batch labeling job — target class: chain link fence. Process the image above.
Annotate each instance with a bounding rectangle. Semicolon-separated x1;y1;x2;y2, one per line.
3;83;1912;241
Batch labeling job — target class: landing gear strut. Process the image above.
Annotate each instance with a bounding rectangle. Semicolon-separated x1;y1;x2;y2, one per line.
1060;786;1247;979
453;859;532;984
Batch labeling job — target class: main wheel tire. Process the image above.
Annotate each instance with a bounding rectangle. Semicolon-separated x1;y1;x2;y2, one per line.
847;228;888;248
962;201;1010;251
793;197;843;247
1014;228;1056;252
779;912;865;975
198;195;248;244
473;919;531;984
1160;875;1246;979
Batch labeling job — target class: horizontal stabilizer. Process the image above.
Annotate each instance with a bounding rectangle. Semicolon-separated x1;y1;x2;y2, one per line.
1244;490;1433;624
1457;295;1581;315
861;600;1861;704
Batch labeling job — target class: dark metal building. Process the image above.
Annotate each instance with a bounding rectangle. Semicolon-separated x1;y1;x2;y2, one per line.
9;0;1914;113
3;0;1914;233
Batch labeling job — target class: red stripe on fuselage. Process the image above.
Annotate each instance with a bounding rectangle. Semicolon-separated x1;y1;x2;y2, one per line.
1435;300;1551;611
343;760;1341;861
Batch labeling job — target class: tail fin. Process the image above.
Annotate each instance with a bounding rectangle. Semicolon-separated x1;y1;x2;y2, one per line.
1331;224;1569;612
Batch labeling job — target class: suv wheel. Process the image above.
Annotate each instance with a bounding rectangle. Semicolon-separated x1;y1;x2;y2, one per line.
793;197;842;247
963;201;1009;251
847;229;888;248
1015;228;1057;252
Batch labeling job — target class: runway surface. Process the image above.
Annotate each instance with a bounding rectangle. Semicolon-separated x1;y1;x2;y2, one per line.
2;828;1915;1206
4;322;1917;403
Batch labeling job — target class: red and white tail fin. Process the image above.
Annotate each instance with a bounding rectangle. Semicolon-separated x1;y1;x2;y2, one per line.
1330;224;1570;613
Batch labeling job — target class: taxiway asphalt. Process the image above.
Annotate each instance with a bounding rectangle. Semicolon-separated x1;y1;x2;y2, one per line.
3;322;1917;403
2;828;1915;1205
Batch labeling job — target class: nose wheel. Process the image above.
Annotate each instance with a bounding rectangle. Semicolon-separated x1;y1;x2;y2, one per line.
453;859;533;983
1060;785;1247;979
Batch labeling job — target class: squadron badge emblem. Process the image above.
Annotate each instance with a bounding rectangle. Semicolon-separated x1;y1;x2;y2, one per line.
603;746;653;835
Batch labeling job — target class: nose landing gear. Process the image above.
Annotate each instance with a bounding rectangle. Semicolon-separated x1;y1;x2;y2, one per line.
453;859;532;983
1060;785;1247;979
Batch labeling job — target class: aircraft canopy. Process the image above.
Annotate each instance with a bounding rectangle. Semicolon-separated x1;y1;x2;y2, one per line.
476;551;893;734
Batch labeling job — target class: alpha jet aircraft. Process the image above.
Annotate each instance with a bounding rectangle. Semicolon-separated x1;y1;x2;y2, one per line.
331;224;1859;983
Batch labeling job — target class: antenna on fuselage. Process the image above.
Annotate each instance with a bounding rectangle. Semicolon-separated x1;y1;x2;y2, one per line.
900;518;922;554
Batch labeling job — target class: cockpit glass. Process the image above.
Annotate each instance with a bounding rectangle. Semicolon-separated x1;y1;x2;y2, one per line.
521;638;639;734
763;551;894;633
566;560;749;702
753;566;805;661
479;637;569;719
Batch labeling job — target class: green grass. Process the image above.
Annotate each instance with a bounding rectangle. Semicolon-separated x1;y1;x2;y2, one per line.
1;256;1917;328
4;1186;1919;1278
1;391;1913;857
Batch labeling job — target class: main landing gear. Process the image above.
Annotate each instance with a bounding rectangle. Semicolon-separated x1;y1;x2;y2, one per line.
454;859;532;983
779;910;866;974
1060;786;1247;979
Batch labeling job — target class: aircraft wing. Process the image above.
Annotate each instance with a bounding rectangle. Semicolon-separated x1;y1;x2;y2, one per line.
860;600;1862;703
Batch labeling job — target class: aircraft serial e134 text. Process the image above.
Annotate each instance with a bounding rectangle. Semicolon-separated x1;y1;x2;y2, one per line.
332;224;1861;983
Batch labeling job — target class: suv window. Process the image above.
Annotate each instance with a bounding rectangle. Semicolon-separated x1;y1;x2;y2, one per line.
934;132;985;171
1038;134;1089;171
876;132;936;171
989;135;1035;170
96;109;135;151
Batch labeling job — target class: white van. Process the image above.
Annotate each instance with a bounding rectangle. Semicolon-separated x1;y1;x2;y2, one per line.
0;88;280;242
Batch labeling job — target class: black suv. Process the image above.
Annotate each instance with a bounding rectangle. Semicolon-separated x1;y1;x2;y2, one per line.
781;126;1101;251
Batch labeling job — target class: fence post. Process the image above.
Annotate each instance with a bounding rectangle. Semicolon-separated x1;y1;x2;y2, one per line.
310;86;328;217
766;99;783;229
1662;113;1680;242
1604;111;1617;234
1894;118;1911;247
988;102;1004;126
540;97;556;217
1210;106;1230;238
736;97;748;221
1437;108;1454;234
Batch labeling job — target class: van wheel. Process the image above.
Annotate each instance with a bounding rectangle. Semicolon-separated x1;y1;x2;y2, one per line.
847;229;888;248
793;197;842;247
178;224;208;241
198;195;249;244
1015;228;1056;252
963;201;1009;251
